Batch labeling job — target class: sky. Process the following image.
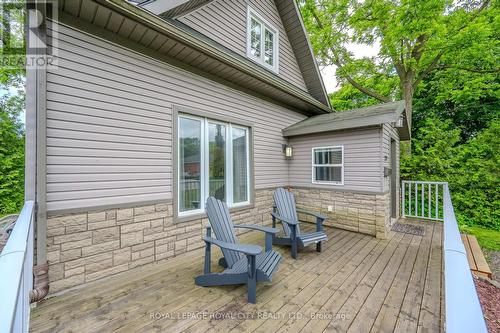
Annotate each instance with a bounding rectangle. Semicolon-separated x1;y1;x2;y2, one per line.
319;42;381;93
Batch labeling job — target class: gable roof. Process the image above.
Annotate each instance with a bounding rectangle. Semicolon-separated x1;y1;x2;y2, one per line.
282;101;410;139
139;0;330;107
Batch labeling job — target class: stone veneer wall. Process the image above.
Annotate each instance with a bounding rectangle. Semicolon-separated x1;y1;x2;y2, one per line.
291;187;391;239
45;188;275;294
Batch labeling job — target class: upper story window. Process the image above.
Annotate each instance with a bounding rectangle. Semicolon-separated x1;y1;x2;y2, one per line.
312;146;344;185
247;7;279;72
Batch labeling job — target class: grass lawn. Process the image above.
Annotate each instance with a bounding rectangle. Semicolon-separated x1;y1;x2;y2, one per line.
460;225;500;251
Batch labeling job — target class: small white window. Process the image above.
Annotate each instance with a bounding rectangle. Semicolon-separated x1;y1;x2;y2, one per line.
247;7;279;72
312;146;344;185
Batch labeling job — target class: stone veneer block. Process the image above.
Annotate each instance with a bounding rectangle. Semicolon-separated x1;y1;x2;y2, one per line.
45;189;276;294
45;188;394;294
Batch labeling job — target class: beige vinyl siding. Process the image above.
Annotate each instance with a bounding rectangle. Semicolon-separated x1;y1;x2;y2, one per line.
288;127;383;193
45;23;305;213
178;0;308;90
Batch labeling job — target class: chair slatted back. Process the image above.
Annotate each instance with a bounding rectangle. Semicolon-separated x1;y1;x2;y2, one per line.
205;197;243;268
273;188;301;236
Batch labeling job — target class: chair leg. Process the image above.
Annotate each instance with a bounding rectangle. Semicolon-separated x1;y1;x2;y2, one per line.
265;233;272;252
247;255;257;303
290;225;298;259
316;241;322;252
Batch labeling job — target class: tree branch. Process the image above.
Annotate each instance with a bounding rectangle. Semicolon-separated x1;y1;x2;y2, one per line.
309;2;390;103
412;0;490;88
413;51;444;87
334;61;391;103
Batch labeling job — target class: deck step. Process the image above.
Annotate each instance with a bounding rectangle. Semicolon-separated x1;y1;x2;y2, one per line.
461;234;492;279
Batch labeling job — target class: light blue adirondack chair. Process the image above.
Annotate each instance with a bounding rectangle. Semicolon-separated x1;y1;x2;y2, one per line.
194;197;282;303
271;188;328;259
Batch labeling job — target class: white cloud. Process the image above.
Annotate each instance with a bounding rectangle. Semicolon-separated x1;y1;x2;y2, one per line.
320;66;339;93
319;42;380;93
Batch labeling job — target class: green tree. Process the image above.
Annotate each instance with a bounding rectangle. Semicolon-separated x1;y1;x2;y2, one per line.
450;120;500;229
299;0;498;119
401;118;499;230
0;92;25;215
400;117;460;180
411;71;500;142
0;2;25;215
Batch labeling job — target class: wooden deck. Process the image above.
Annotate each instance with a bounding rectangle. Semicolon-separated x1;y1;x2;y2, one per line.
30;222;443;333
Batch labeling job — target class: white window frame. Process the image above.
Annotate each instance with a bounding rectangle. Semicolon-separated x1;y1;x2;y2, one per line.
177;114;251;217
246;6;279;73
311;146;344;185
229;124;251;208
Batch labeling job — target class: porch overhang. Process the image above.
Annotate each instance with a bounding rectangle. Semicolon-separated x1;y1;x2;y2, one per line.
282;100;411;139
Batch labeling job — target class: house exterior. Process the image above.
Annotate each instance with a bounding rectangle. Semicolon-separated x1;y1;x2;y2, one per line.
25;0;410;294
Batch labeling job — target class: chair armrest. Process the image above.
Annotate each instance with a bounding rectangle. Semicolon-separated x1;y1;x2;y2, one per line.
202;236;262;256
296;209;326;221
233;224;280;235
271;212;298;226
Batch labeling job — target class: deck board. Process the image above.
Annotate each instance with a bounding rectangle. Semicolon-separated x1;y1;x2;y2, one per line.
30;222;443;333
393;222;436;333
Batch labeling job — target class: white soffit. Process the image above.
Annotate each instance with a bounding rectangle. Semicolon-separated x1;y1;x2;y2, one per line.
140;0;190;15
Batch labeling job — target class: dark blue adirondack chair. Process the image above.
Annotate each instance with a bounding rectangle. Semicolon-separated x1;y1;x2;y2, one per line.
271;188;328;259
194;197;282;303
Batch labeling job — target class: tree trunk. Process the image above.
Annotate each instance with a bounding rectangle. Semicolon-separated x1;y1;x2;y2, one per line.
402;80;413;130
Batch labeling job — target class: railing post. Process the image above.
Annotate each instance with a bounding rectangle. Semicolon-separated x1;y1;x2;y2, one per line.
401;181;406;218
435;184;439;220
414;182;418;217
421;183;424;218
408;182;412;216
428;183;431;219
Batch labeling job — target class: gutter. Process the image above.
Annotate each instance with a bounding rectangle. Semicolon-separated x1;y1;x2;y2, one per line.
93;0;331;115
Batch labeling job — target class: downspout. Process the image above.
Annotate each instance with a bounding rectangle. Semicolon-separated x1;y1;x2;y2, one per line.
30;262;49;302
25;0;49;302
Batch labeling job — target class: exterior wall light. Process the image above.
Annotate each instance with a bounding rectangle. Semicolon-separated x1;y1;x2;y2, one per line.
282;144;293;159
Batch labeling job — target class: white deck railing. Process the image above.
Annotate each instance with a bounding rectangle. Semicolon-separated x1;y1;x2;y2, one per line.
401;180;447;221
0;201;35;333
442;184;487;333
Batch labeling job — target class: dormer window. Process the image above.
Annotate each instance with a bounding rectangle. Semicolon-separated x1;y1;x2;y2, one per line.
247;7;279;72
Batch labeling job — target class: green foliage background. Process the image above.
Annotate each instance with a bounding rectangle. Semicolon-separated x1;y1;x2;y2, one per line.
1;7;25;217
0;86;24;216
